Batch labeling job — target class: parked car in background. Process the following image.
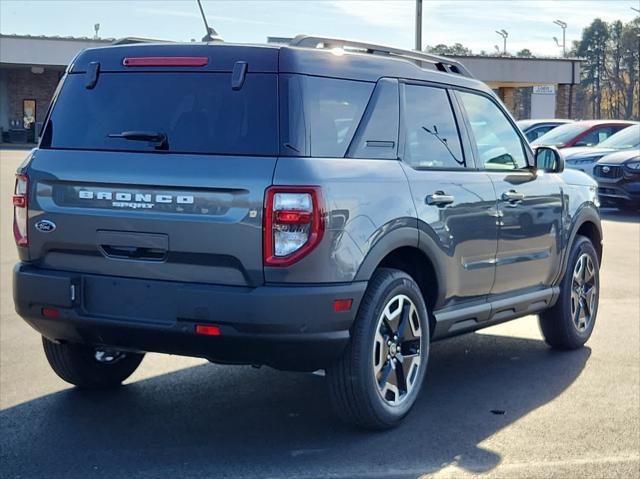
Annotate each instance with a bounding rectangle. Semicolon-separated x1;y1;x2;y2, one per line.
517;119;573;142
593;149;640;210
563;124;640;177
531;120;637;149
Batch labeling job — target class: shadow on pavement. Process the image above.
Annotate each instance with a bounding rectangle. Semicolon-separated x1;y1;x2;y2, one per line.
1;333;590;478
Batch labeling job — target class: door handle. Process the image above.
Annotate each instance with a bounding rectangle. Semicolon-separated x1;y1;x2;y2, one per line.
426;191;455;206
501;190;525;203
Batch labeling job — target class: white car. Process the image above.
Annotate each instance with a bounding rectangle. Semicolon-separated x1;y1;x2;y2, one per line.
563;124;640;177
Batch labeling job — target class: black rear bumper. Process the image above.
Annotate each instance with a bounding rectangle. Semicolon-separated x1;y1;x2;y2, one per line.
13;263;367;371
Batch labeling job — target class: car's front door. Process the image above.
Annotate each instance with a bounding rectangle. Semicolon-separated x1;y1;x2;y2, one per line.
455;90;563;295
399;82;498;310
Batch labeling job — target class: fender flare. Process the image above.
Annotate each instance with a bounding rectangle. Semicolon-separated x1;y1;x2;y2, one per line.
353;226;445;305
556;205;603;284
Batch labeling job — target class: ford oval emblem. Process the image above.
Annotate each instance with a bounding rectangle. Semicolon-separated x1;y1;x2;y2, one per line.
35;220;56;233
602;166;610;173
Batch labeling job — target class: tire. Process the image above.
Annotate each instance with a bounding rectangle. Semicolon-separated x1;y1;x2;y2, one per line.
42;337;144;389
539;235;600;350
327;268;430;429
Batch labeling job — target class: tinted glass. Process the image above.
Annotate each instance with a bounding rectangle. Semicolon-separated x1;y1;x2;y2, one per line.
280;75;374;157
42;72;278;155
458;91;527;170
402;85;464;168
598;124;640;149
576;126;619;146
531;122;591;146
526;125;554;142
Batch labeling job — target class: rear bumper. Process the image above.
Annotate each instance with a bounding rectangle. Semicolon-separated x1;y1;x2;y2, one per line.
13;263;367;371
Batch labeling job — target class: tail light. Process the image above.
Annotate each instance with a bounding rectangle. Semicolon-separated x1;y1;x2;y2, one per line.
13;174;28;247
264;186;324;267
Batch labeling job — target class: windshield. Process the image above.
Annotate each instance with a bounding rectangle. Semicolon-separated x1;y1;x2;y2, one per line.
597;125;640;149
41;72;278;156
533;123;590;146
532;123;591;146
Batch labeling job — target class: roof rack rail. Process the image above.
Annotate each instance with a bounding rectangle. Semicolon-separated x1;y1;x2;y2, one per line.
289;35;473;78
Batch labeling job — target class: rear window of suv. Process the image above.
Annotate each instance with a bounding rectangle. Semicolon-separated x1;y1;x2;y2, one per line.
41;72;278;156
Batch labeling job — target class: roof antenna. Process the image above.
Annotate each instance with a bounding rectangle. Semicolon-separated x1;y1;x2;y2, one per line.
196;0;223;42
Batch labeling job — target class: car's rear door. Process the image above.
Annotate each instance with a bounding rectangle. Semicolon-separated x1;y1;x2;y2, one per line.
398;82;498;310
26;46;279;287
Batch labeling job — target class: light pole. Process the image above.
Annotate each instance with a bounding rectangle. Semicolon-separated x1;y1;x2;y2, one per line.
553;20;567;57
631;7;640;14
495;30;508;55
415;0;423;51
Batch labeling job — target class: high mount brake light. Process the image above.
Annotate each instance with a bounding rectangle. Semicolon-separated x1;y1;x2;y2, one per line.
122;57;209;67
13;174;28;247
264;187;324;267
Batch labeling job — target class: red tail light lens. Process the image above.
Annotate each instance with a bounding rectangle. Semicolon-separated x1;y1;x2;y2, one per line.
264;186;324;267
123;57;209;67
13;174;28;247
195;325;221;336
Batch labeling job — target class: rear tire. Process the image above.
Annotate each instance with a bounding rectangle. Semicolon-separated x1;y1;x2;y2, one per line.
42;337;144;389
539;235;600;350
327;268;430;429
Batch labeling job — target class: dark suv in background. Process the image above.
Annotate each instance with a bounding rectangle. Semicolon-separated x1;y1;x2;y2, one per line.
13;36;603;429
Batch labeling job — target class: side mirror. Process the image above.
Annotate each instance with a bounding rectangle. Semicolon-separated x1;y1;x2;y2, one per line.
534;146;564;173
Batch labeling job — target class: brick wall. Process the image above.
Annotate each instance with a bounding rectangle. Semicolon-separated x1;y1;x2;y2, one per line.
7;68;62;125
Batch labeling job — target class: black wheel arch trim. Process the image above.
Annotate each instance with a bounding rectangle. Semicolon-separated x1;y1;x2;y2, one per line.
354;225;446;305
556;204;602;285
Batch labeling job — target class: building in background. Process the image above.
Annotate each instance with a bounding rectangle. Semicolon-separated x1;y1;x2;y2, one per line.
0;34;163;144
447;55;581;120
0;33;582;144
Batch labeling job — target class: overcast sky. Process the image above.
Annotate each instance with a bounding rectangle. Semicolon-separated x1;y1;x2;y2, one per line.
1;0;638;56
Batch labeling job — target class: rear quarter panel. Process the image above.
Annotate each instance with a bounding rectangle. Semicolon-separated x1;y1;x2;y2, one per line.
267;157;417;283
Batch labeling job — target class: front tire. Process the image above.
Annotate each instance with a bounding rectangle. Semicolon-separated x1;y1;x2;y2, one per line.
327;268;430;429
42;337;144;389
539;235;600;350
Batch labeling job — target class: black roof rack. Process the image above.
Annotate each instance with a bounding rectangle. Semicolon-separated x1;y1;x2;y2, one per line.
289;35;473;78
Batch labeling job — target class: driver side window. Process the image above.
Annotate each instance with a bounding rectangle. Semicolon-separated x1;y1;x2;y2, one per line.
458;91;527;170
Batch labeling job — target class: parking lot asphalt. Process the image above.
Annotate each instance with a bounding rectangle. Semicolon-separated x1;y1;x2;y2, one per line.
1;148;638;478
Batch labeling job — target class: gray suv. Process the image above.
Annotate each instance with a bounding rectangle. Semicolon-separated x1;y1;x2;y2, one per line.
12;36;603;429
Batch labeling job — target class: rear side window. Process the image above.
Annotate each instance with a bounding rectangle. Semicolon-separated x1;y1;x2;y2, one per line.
41;72;278;156
280;75;374;157
401;84;465;169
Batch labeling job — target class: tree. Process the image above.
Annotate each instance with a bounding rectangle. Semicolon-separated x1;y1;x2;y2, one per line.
577;18;610;118
573;16;639;120
426;43;472;56
516;48;533;57
620;18;640;119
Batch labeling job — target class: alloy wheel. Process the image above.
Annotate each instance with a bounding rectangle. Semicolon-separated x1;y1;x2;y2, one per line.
372;294;423;406
571;253;598;332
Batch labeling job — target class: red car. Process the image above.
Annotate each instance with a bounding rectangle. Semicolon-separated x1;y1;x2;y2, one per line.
531;120;638;149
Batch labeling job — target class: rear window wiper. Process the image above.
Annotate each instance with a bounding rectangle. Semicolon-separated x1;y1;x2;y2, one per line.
108;131;169;150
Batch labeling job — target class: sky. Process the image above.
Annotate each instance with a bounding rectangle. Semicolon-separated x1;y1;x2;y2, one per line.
1;0;638;57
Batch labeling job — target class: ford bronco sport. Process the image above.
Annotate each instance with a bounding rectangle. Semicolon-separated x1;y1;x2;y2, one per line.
13;36;603;429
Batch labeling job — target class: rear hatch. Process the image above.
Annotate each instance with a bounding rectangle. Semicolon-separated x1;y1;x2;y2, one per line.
27;44;279;287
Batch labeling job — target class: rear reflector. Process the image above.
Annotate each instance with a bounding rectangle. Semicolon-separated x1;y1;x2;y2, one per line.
41;307;60;318
195;325;221;336
123;57;209;67
333;299;353;312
